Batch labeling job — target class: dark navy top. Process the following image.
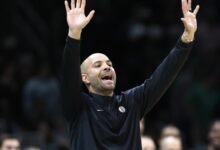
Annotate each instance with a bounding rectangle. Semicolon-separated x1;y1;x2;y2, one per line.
60;37;192;150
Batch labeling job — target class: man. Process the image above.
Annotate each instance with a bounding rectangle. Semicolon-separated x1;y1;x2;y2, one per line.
194;119;220;150
159;136;182;150
0;134;20;150
160;125;181;139
208;119;220;150
60;0;199;149
141;136;156;150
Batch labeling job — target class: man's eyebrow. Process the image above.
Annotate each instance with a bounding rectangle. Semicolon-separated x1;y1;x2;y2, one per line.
93;60;111;63
93;60;101;64
106;60;112;63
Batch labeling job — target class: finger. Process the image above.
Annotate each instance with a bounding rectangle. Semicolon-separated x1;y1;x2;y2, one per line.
81;0;86;9
188;0;192;11
182;0;188;16
71;0;75;8
76;0;81;8
181;18;186;24
64;1;70;13
193;5;200;16
85;10;95;24
181;18;188;28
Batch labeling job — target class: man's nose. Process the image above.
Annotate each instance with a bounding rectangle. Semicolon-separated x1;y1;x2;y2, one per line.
103;64;111;71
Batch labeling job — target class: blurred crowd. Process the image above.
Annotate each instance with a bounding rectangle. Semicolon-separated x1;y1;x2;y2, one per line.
1;0;220;149
140;119;220;150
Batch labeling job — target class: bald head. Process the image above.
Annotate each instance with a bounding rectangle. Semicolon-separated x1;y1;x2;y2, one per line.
0;134;20;150
81;53;110;74
161;125;181;139
141;136;156;150
159;136;182;150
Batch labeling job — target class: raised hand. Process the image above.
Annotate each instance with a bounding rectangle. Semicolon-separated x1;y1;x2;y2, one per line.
65;0;95;39
181;0;200;43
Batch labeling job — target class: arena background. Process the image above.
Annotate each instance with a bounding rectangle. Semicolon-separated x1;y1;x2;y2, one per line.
0;0;220;149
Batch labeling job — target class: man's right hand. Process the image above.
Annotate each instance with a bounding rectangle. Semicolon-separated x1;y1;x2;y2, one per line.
65;0;95;39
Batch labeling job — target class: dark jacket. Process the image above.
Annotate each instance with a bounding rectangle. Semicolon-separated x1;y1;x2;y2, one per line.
60;37;193;150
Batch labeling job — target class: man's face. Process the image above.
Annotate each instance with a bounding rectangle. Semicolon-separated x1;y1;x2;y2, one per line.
1;139;20;150
141;137;156;150
82;53;117;95
209;121;220;147
160;136;182;150
161;126;181;138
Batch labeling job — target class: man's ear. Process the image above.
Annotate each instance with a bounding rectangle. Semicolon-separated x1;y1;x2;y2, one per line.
82;73;90;84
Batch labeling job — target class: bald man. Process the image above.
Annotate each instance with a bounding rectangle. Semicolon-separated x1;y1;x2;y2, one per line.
0;134;20;150
60;0;199;149
159;136;182;150
160;125;181;139
141;136;156;150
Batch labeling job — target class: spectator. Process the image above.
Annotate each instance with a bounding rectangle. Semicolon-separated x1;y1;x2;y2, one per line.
0;134;20;150
159;136;182;150
160;125;181;139
141;136;156;150
193;119;220;150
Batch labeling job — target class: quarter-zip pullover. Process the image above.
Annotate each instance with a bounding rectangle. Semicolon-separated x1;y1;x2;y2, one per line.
60;36;193;150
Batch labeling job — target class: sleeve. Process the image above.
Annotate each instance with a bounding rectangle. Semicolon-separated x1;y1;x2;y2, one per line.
60;36;83;122
123;39;193;118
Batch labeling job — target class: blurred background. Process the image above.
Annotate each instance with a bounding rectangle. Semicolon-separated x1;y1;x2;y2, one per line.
0;0;220;149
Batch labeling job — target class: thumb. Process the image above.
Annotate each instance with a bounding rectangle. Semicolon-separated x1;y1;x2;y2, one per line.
85;10;95;24
181;18;188;28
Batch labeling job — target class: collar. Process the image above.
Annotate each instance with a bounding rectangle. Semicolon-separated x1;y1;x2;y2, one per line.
89;93;115;107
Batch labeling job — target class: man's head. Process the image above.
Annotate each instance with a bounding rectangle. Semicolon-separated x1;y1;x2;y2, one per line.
160;125;181;139
159;136;182;150
0;134;20;150
208;119;220;149
141;136;156;150
81;53;116;96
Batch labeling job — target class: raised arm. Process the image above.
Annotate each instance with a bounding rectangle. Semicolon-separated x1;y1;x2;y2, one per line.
143;0;199;114
126;0;200;117
60;0;94;121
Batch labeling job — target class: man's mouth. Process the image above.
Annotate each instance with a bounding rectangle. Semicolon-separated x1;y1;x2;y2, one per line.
101;75;113;81
100;74;115;88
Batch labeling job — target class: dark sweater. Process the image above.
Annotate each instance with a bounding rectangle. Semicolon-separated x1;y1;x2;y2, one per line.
60;36;193;150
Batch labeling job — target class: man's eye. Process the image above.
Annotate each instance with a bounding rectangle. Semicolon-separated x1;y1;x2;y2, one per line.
107;61;112;67
94;63;101;67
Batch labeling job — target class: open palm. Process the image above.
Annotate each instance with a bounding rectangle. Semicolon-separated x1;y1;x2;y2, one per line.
65;0;94;32
181;0;199;33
